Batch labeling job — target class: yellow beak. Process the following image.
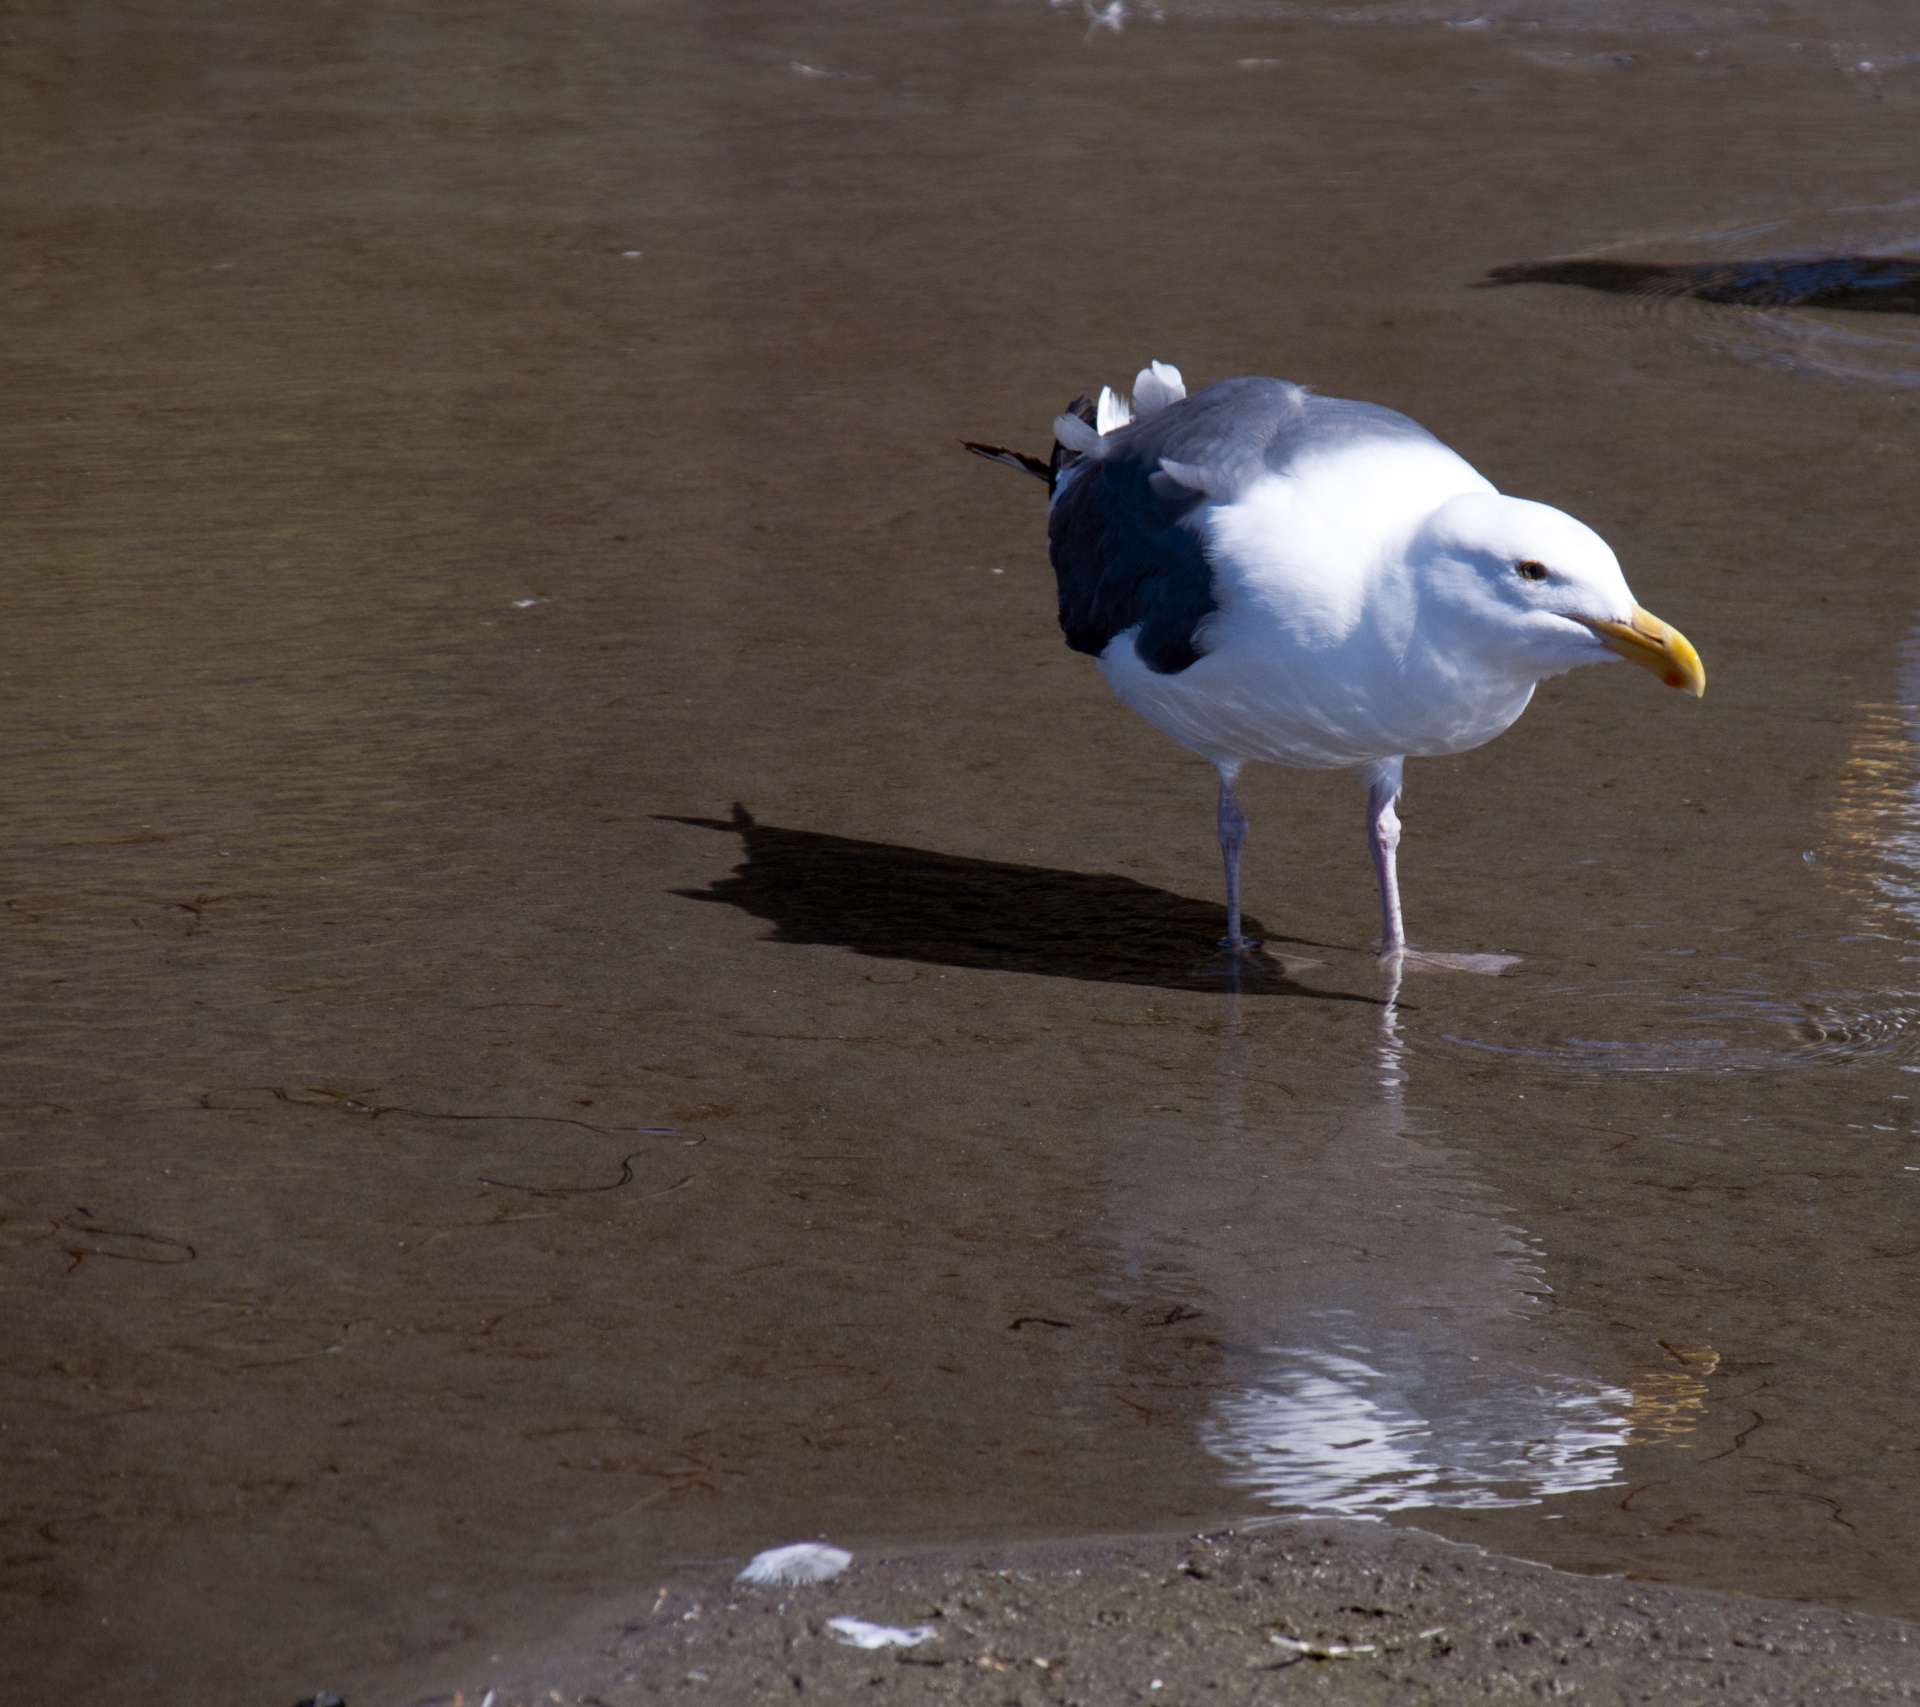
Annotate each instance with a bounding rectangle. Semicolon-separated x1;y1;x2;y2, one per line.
1578;606;1705;698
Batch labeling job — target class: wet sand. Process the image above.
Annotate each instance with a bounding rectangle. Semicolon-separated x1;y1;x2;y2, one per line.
6;0;1920;1700
438;1520;1920;1704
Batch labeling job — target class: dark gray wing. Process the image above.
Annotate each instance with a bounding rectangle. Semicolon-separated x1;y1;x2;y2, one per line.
1047;377;1439;675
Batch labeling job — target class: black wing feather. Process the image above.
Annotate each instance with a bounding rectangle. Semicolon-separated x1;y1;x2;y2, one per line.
968;375;1433;678
1047;443;1217;673
1048;378;1435;675
1048;378;1296;674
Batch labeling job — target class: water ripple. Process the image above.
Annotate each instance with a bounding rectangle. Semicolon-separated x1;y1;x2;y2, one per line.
1438;986;1920;1073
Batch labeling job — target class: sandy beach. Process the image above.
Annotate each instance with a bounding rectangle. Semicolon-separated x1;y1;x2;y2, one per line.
426;1521;1920;1704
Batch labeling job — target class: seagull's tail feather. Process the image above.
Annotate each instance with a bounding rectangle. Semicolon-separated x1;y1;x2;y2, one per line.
960;440;1052;483
961;394;1101;495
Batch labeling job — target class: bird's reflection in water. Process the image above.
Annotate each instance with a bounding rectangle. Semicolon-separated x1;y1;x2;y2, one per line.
1111;965;1630;1516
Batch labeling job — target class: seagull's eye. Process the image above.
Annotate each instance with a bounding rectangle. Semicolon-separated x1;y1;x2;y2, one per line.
1514;559;1549;582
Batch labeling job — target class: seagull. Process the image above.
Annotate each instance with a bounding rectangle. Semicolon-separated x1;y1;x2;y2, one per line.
964;362;1704;961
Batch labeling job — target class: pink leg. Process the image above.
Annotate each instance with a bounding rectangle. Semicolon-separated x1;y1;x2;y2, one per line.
1216;764;1254;953
1365;759;1407;958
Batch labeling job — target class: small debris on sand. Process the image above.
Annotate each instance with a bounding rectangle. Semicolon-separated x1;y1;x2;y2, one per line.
736;1541;852;1586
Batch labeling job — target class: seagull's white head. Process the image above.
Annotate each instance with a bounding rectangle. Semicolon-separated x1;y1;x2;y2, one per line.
1410;492;1704;697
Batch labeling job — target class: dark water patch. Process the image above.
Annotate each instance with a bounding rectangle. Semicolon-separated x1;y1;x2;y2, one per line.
666;807;1366;998
1485;255;1920;313
1484;199;1920;385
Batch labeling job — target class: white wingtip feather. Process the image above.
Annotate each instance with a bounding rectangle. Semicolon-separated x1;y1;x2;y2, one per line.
1095;385;1133;435
1151;455;1231;500
1132;361;1186;417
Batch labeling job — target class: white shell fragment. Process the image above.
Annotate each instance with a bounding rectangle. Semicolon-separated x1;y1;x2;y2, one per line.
737;1542;853;1585
827;1616;937;1650
1271;1633;1376;1659
1269;1626;1446;1660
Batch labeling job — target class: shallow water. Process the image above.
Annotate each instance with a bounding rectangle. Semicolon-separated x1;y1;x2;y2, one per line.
6;0;1920;1699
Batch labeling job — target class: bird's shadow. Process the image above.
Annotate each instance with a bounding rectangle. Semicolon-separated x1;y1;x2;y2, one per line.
665;806;1371;1001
